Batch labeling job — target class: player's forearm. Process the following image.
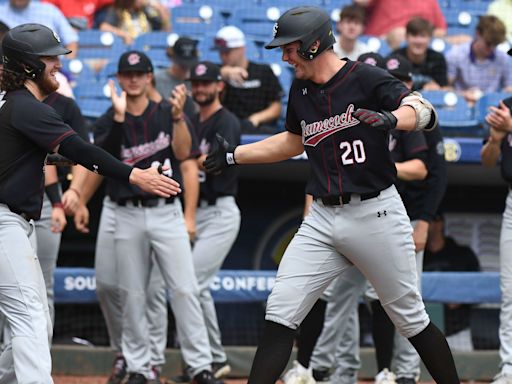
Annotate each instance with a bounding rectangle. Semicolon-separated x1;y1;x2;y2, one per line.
395;159;428;181
44;165;59;185
393;105;417;132
69;166;104;204
251;101;282;126
481;140;502;167
172;119;192;161
180;159;199;222
234;131;303;164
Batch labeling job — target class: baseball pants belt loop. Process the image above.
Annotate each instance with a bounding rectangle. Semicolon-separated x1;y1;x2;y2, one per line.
116;196;175;207
318;190;381;206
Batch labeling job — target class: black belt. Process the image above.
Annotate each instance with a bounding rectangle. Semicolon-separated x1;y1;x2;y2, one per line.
318;191;380;206
116;196;175;207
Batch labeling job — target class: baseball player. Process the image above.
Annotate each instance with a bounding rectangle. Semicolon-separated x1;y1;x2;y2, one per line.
189;61;241;378
481;71;512;384
93;50;221;384
0;23;179;384
204;7;459;384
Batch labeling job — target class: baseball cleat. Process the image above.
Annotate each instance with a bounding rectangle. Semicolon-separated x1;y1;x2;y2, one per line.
191;370;224;384
212;362;231;379
107;355;127;384
282;360;316;384
375;369;397;384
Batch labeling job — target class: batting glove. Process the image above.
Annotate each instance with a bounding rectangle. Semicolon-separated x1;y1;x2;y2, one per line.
352;108;397;132
204;133;237;174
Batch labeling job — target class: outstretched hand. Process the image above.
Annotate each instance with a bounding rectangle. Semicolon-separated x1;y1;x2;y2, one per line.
352;108;397;132
203;133;237;174
109;79;127;120
129;166;181;197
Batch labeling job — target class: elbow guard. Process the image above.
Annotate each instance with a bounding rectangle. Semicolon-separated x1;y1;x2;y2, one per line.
400;91;438;131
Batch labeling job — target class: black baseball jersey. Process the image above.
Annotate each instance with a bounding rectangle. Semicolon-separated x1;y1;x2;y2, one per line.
404;126;447;222
192;107;241;200
93;99;188;202
389;130;428;202
0;88;77;219
500;97;512;182
222;61;284;127
286;60;411;197
44;92;90;183
394;47;448;90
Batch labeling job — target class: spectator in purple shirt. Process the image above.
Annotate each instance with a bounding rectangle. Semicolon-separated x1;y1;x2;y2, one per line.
446;15;512;105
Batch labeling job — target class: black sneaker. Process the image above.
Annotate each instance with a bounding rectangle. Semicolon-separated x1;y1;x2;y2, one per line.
396;377;416;384
127;373;148;384
212;362;231;379
191;370;224;384
107;355;127;384
313;368;331;382
166;373;191;384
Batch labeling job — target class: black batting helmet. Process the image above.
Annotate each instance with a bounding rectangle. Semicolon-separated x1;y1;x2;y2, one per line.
265;6;335;60
2;23;71;79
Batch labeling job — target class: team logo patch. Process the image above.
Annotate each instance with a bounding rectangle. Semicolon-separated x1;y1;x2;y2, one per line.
386;58;399;71
52;29;61;43
127;53;141;66
272;23;278;37
195;64;207;76
302;104;360;147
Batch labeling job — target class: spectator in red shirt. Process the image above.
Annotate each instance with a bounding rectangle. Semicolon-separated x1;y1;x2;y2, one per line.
354;0;447;50
42;0;113;29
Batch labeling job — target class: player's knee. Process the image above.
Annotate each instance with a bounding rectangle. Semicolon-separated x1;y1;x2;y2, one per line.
382;289;430;338
265;283;309;330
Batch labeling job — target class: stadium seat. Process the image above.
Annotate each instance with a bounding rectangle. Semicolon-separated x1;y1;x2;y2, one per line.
76;30;126;60
133;31;179;52
474;91;512;125
74;79;115;119
171;4;225;37
269;63;294;96
97;60;118;80
422;90;479;133
444;9;478;37
60;58;97;85
77;98;112;119
233;6;286;38
430;38;452;55
358;35;392;57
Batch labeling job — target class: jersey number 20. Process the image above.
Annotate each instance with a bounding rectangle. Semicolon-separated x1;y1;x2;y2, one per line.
340;140;366;165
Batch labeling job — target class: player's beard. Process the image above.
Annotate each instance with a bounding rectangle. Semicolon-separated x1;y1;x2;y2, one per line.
193;90;217;107
37;71;59;96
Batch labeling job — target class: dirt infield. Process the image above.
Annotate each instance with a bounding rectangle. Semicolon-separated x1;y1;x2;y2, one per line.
53;376;249;384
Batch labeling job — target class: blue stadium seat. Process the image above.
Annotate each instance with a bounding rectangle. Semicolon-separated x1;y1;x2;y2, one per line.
422;90;479;133
359;35;391;57
430;38;452;55
60;58;97;84
77;30;126;60
233;6;286;37
269;63;294;96
444;9;477;36
74;78;115;119
475;91;512;125
133;31;179;52
77;98;112;119
172;4;224;37
97;61;118;80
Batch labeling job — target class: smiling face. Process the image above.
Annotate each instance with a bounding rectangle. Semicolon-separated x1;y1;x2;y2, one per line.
37;56;61;95
406;32;430;57
117;70;152;97
191;79;223;106
337;17;364;41
280;41;314;80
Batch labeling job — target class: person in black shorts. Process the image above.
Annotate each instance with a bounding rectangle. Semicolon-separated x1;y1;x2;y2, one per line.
203;6;459;384
0;23;179;384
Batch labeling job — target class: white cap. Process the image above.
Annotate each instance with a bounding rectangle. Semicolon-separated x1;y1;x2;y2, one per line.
214;25;246;49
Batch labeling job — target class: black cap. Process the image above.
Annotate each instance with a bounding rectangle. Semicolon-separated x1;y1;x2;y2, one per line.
188;61;222;81
385;54;412;82
117;50;153;74
357;52;385;69
167;37;198;68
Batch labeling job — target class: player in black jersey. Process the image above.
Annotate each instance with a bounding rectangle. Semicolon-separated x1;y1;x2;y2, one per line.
0;24;179;384
481;84;512;384
204;7;459;384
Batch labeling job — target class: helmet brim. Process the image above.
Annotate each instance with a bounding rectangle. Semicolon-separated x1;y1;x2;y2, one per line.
36;45;72;56
265;36;298;49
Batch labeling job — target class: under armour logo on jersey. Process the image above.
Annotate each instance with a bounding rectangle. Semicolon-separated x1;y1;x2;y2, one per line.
0;91;6;110
226;152;236;165
377;210;387;217
92;164;99;174
302;88;307;95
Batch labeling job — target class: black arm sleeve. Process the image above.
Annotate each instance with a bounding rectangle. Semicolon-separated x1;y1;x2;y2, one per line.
93;119;124;156
58;135;133;181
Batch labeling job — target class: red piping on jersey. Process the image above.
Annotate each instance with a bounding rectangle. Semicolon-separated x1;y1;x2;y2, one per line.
44;92;59;106
411;144;428;154
49;130;76;150
144;102;159;143
327;61;360;93
127;119;137;146
321;141;331;193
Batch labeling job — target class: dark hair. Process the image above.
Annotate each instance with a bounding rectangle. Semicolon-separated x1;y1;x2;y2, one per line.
339;4;365;24
406;17;434;36
0;67;27;92
114;0;135;10
477;15;506;46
